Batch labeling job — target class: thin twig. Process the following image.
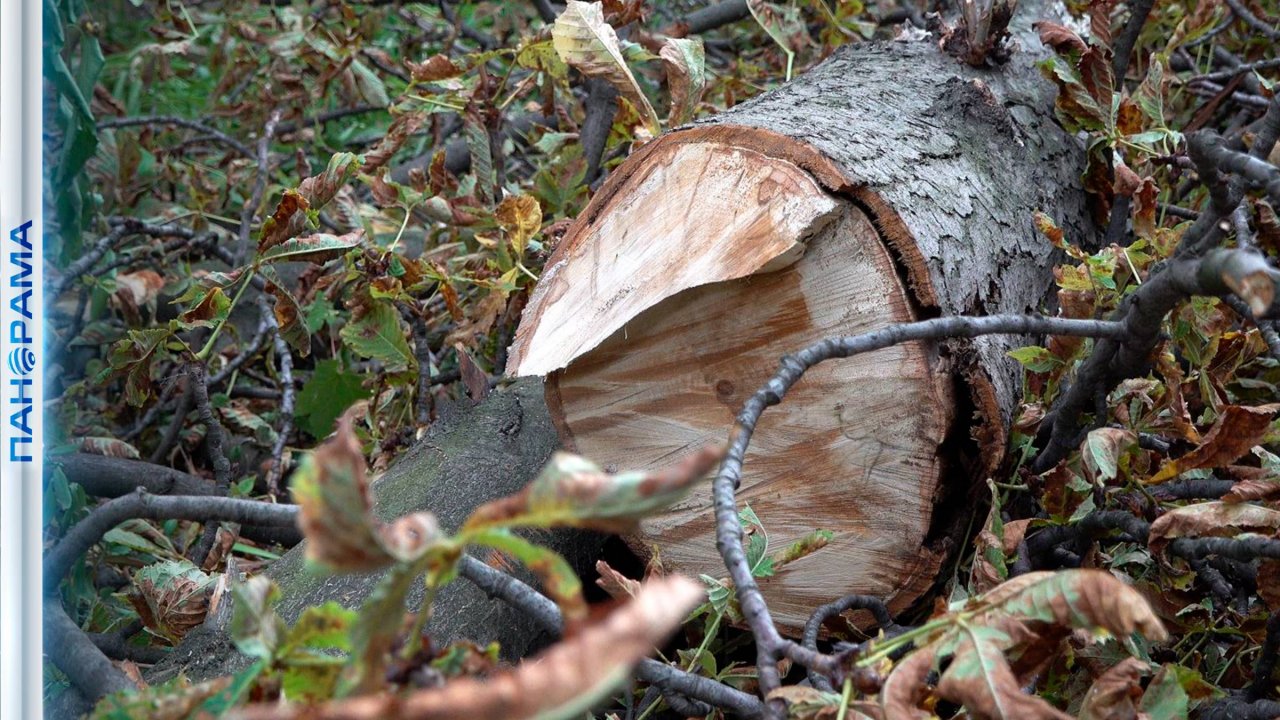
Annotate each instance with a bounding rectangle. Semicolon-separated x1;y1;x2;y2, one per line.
96;115;255;157
1223;0;1280;39
188;362;237;566
455;555;765;717
258;295;296;499
1112;0;1158;84
236;110;283;265
44;598;137;704
1250;611;1280;701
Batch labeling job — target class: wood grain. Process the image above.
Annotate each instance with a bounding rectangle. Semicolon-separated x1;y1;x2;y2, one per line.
507;141;839;377
549;203;954;629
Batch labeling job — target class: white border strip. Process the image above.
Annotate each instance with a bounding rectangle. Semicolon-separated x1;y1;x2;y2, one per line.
1;0;44;716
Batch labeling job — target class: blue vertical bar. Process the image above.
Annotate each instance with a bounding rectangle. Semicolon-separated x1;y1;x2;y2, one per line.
1;0;44;717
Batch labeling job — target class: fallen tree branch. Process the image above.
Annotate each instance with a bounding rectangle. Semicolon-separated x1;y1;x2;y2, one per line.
712;314;1127;709
43;491;298;596
45;598;137;703
96;115;255;158
456;555;765;717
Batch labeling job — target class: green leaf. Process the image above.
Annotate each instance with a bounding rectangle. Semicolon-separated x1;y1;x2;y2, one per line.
337;560;423;697
516;39;569;80
463;117;495;203
196;659;267;716
231;542;281;560
1007;346;1061;373
1140;664;1190;719
339;300;417;372
771;529;833;569
100;328;173;406
1081;428;1137;483
218;404;279;446
282;602;356;656
259;229;364;265
348;58;390;106
747;0;800;81
296;359;371;439
229;576;287;663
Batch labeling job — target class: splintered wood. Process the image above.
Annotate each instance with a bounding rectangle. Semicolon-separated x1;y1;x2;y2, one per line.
508;137;957;631
507;140;839;377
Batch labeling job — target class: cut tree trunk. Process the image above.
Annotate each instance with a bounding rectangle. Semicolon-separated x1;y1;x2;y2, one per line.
507;32;1095;631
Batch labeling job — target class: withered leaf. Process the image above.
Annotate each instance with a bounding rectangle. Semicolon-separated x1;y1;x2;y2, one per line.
595;559;641;600
454;342;490;402
1146;404;1280;484
406;53;463;83
495;194;542;256
259;189;310;253
292;414;442;571
260;229;364;265
1078;657;1148;720
552;0;660;135
881;570;1165;720
1148;501;1280;559
463;444;725;533
1034;21;1087;55
234;575;705;720
362;110;430;175
659;37;706;126
936;620;1071;719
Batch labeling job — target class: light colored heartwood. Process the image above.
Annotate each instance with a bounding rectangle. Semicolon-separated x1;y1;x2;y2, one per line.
507;140;839;377
546;201;954;630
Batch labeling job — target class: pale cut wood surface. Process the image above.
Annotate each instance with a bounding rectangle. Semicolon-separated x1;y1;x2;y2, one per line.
507;140;840;377
549;203;954;629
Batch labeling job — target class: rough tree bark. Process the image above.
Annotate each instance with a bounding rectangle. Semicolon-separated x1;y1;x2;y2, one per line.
506;25;1094;630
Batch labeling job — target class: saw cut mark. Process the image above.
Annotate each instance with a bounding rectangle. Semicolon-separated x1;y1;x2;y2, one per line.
547;203;955;630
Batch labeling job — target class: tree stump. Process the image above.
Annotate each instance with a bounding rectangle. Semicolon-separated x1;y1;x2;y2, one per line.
507;34;1094;632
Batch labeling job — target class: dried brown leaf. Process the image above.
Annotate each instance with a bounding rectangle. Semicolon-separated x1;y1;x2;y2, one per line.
292;414;442;570
259;189;310;253
595;559;641;600
1222;477;1280;503
406;53;463;83
233;575;704;720
454;342;491;403
1146;404;1280;483
880;642;936;719
935;619;1071;719
1078;657;1148;720
1034;21;1087;54
1148;501;1280;558
363;111;430;175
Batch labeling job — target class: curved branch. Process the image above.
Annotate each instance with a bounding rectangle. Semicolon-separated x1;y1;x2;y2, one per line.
45;598;137;703
43;490;299;596
713;314;1127;705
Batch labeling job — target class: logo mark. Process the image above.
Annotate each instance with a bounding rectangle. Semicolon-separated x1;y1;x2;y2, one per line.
7;347;34;376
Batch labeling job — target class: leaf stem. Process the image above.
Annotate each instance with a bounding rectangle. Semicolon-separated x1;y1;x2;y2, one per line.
195;267;257;362
836;675;853;720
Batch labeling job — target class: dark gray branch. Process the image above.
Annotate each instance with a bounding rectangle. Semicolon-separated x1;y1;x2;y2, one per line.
45;598;137;703
713;315;1126;708
43;490;299;596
